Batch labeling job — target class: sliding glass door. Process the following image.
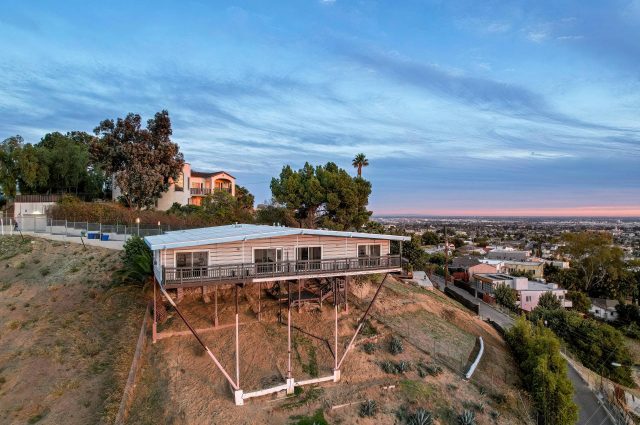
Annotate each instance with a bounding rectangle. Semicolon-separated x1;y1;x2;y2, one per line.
297;246;322;271
175;251;208;279
254;248;283;274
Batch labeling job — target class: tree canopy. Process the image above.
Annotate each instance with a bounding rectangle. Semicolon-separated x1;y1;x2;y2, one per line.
92;110;184;209
270;161;372;230
0;132;106;198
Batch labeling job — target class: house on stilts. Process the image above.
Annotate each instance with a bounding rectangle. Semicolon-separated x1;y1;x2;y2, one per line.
144;223;409;405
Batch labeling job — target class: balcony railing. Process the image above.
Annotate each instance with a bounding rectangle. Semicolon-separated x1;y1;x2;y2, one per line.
161;255;402;287
190;187;232;195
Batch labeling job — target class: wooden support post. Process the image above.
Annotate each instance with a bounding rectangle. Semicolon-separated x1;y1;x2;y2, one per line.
344;276;349;313
214;285;219;327
258;281;262;321
235;284;240;388
287;281;292;380
153;277;157;343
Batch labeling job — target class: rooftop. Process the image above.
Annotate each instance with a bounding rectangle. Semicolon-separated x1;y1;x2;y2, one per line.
144;223;411;250
191;170;236;179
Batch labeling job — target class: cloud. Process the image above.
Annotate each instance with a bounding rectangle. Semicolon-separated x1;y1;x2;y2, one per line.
331;41;628;132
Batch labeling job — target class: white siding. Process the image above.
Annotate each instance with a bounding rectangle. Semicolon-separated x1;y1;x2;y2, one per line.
159;234;391;267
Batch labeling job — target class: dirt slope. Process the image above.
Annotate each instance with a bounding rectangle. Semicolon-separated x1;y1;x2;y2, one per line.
0;236;146;425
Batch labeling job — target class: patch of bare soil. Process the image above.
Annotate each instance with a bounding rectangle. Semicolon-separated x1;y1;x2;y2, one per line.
0;236;146;425
130;275;533;424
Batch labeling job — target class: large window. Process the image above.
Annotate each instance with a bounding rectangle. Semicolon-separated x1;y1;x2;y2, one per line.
297;246;321;270
175;251;208;278
254;248;283;274
358;244;381;267
175;172;184;191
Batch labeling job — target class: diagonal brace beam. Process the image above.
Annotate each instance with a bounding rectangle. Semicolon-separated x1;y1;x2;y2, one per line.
337;273;389;370
158;282;239;391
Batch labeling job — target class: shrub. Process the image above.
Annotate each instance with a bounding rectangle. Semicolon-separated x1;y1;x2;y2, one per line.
40;267;50;277
381;361;398;374
113;236;153;285
359;400;377;417
506;316;578;424
389;336;404;355
457;410;476;425
396;361;411;373
363;342;376;354
417;361;442;377
407;408;433;425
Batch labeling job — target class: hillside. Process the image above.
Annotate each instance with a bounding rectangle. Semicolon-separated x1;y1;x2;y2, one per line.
0;236;146;424
129;275;533;424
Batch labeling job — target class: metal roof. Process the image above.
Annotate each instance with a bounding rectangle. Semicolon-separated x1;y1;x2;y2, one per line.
144;223;410;250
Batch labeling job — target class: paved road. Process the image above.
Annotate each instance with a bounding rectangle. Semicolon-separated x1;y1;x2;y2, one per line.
432;278;614;425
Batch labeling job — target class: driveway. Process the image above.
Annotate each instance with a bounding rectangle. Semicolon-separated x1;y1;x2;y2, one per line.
431;277;614;425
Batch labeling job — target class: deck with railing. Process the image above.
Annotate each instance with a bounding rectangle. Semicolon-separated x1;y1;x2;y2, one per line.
160;255;402;288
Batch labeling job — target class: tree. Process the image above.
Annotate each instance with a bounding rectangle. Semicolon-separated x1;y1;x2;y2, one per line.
560;232;625;297
537;292;562;310
0;136;26;197
494;284;518;311
392;234;427;270
352;153;369;177
566;291;591;313
270;162;371;230
421;231;440;246
201;191;237;223
92;110;184;209
505;317;578;425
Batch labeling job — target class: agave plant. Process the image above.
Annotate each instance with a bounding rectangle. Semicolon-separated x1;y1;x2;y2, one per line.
407;408;433;425
457;409;477;425
363;342;376;354
389;336;404;355
359;399;377;417
381;360;398;374
396;360;412;373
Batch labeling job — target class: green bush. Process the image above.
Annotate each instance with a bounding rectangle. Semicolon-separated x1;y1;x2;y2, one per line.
531;307;635;387
363;342;376;354
506;317;578;424
113;235;153;285
389;336;404;355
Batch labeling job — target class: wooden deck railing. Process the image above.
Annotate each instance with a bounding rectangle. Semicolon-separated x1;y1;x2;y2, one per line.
161;255;402;286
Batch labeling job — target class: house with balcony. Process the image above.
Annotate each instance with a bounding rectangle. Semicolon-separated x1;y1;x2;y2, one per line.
145;223;408;290
112;162;236;210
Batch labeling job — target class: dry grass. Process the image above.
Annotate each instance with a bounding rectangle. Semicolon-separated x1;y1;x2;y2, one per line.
129;276;532;424
0;236;146;425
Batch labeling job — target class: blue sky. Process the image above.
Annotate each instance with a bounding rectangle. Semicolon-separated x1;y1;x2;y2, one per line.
1;0;639;216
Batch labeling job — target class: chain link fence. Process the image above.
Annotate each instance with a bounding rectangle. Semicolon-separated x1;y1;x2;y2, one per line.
8;216;167;241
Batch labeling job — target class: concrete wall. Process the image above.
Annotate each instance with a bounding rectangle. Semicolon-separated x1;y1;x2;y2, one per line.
157;234;391;268
14;202;55;217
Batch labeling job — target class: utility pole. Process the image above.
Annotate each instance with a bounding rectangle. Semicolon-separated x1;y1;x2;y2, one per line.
444;225;449;286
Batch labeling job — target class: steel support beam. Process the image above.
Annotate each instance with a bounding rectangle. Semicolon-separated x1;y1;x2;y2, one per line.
337;273;388;370
158;284;239;391
235;284;240;388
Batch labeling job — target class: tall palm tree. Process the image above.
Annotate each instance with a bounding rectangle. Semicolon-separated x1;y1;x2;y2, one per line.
352;153;369;177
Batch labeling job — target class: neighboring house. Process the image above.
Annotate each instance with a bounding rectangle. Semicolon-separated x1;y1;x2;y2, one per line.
501;260;545;279
486;249;531;261
472;273;571;312
112;162;236;210
456;245;486;255
589;298;619;321
449;256;496;282
145;224;410;289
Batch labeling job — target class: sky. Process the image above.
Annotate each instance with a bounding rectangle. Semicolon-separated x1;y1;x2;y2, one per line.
1;0;639;217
